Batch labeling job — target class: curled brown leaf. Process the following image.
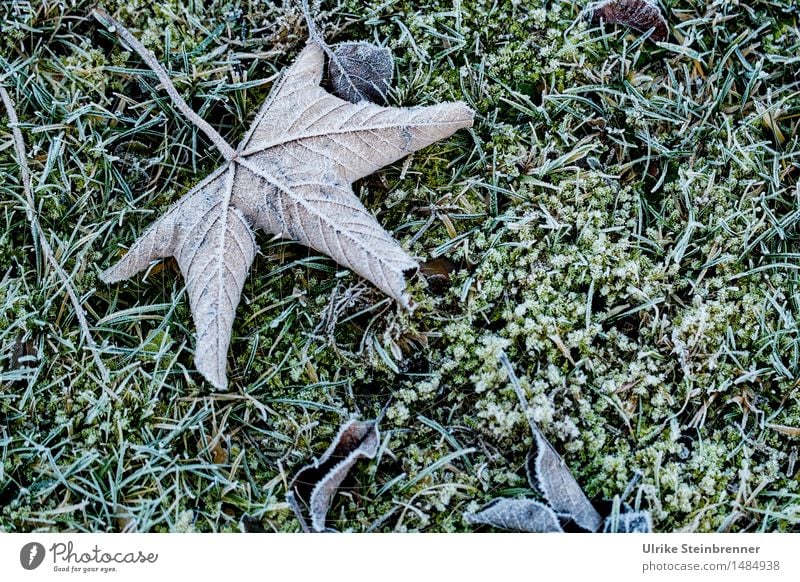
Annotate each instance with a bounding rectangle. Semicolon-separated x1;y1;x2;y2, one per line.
290;419;381;532
589;0;669;42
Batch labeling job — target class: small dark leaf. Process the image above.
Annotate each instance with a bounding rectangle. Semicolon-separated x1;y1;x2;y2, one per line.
240;514;268;533
9;334;36;370
589;0;669;42
419;257;457;293
290;418;380;532
328;41;394;104
465;498;564;532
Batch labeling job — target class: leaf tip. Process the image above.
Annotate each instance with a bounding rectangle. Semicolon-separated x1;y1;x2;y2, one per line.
99;265;124;285
195;355;229;390
440;101;476;130
457;102;476;127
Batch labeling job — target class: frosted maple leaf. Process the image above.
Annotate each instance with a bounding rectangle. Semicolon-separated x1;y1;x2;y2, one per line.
102;41;474;389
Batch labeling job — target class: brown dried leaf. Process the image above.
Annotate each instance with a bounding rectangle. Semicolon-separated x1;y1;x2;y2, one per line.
465;498;564;532
766;423;800;437
290;419;380;532
9;334;36;370
589;0;669;42
419;257;457;293
526;430;604;532
101;41;474;389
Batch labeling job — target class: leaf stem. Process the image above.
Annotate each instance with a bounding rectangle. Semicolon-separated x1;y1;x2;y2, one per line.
91;8;236;161
300;0;325;47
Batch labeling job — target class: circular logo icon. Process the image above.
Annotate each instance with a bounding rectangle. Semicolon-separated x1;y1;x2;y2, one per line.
20;542;46;570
